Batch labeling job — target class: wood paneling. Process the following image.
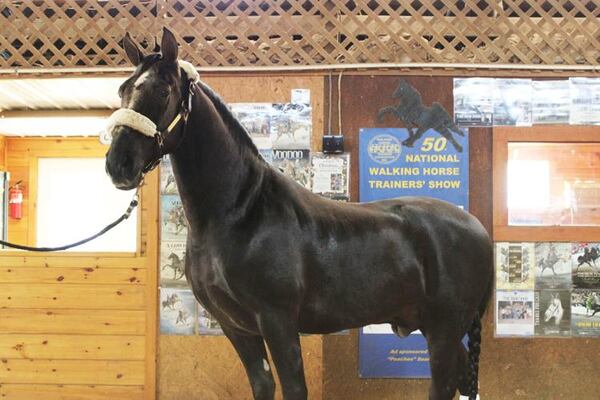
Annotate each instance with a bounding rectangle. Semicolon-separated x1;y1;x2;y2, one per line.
0;284;146;309
0;384;144;400
0;334;145;360
0;255;144;268
0;267;145;285
0;308;146;335
1;137;158;400
0;135;6;170
0;359;144;385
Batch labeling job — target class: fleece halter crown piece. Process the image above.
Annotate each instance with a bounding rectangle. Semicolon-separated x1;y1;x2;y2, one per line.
104;60;200;140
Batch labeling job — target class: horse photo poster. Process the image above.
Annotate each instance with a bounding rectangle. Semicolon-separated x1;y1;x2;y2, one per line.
358;127;469;378
494;241;600;338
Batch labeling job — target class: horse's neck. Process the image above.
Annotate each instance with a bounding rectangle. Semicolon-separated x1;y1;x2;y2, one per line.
169;84;263;229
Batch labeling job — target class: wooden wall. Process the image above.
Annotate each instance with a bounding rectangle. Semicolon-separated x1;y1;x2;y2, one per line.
0;135;6;170
157;74;324;400
322;74;600;399
0;138;158;400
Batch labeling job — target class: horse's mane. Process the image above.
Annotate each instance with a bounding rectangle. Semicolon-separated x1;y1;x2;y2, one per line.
195;81;263;160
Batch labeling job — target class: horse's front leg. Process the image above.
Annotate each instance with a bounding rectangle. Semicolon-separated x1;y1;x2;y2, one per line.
258;310;307;400
221;325;275;400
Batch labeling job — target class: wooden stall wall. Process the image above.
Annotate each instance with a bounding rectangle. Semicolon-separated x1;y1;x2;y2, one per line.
0;138;158;400
320;74;600;399
0;135;6;170
157;74;324;400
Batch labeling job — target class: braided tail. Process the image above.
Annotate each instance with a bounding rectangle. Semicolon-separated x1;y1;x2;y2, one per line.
467;313;482;400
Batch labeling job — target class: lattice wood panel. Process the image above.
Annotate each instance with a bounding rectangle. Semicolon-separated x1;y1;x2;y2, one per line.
1;1;598;71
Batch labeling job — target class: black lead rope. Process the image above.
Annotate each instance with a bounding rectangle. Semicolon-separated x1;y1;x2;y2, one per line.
0;188;140;252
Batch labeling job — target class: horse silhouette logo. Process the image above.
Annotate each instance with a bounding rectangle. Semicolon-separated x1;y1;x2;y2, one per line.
378;80;465;152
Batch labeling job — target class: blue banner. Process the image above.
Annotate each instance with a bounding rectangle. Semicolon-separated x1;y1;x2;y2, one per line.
358;127;469;378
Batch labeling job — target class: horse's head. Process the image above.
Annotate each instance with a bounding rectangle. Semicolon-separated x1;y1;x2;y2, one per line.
105;28;190;190
392;80;416;100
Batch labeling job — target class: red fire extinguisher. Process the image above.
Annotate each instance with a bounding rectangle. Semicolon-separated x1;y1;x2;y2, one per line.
9;181;23;220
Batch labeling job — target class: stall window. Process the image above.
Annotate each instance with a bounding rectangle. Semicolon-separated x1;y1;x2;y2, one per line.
494;126;600;242
36;158;138;252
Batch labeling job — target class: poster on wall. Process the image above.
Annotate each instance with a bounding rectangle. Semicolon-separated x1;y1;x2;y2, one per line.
569;77;600;125
493;79;533;126
159;162;188;288
270;103;312;150
198;303;224;335
495;290;534;337
495;242;535;290
358;127;468;378
159;240;187;287
534;289;571;336
161;195;188;241
532;80;570;124
571;242;600;289
160;288;197;335
311;153;350;201
272;149;312;190
571;289;600;336
534;242;571;290
359;128;469;207
160;157;179;195
453;78;494;126
231;103;273;150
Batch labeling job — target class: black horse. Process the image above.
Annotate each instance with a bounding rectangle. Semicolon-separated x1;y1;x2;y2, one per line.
105;28;493;400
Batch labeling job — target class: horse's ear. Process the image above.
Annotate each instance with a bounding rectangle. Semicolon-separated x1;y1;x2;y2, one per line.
123;33;144;66
161;27;179;64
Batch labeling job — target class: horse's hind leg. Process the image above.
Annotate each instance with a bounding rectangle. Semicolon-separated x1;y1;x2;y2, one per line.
424;328;464;400
221;326;275;400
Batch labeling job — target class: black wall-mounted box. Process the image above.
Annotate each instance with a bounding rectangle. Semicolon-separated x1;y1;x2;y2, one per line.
322;135;344;154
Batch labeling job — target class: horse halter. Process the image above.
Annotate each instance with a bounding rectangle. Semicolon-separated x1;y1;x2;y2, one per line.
104;60;200;175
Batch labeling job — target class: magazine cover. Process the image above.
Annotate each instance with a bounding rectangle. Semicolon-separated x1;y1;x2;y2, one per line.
197;303;224;335
160;288;196;335
272;149;311;190
534;242;572;290
161;194;188;242
534;290;571;336
311;153;350;199
159;240;187;287
569;77;600;125
571;289;600;336
496;290;535;336
571;243;600;289
270;103;311;150
453;78;494;126
493;79;533;126
231;103;273;150
532;80;570;124
160;157;178;195
495;242;535;290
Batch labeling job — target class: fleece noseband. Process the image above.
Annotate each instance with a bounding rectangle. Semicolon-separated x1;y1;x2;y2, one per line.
105;60;199;173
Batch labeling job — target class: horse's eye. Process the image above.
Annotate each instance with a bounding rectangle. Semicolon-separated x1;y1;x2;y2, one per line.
158;88;170;98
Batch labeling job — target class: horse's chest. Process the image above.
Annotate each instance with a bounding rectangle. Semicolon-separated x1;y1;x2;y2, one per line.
188;254;258;333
